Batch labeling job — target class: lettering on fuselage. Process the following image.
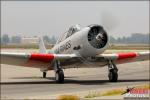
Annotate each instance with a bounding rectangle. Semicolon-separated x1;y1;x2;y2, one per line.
55;40;71;53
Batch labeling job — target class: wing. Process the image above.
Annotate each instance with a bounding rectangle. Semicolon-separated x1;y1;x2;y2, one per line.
1;51;149;69
1;52;77;68
96;51;149;64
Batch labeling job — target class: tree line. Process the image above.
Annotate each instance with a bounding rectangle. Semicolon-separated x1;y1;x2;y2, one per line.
1;33;149;45
0;34;57;45
0;34;22;44
109;33;149;44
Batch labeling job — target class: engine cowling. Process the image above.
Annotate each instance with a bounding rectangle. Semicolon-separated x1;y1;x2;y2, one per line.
52;24;109;57
87;25;108;49
76;24;109;57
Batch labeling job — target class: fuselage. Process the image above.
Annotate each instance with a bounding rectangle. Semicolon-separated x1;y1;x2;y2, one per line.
51;24;109;57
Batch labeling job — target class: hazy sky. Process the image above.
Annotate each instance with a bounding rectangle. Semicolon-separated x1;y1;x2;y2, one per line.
1;1;149;38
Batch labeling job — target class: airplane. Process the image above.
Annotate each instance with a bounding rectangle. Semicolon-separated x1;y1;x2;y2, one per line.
1;24;149;83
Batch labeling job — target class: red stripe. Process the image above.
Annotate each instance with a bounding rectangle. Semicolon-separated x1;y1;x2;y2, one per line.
117;52;137;60
29;54;54;62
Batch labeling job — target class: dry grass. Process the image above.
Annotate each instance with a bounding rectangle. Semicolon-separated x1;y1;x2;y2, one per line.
135;84;150;90
84;91;101;98
58;95;80;100
84;89;124;98
1;44;53;49
1;44;149;50
84;84;150;98
101;89;125;96
109;45;149;50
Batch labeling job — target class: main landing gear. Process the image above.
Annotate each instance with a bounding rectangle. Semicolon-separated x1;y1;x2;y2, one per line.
41;61;64;83
54;61;64;83
108;60;118;82
43;72;47;78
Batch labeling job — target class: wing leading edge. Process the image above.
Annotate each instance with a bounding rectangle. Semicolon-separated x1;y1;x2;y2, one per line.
1;51;149;68
96;51;149;64
1;52;77;68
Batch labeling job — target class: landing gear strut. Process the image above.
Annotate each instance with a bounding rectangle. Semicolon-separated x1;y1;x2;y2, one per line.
54;61;64;83
108;60;118;82
43;72;47;78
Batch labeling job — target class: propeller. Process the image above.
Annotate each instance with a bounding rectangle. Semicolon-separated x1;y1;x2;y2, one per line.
100;11;119;32
77;12;119;66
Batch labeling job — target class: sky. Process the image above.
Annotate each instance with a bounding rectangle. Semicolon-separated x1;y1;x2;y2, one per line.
1;1;149;38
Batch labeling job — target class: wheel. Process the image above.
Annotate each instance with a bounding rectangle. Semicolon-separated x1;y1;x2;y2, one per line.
55;70;64;83
43;72;46;78
108;69;118;82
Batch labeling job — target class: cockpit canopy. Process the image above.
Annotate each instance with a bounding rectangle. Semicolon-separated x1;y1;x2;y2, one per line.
66;24;81;38
57;24;81;43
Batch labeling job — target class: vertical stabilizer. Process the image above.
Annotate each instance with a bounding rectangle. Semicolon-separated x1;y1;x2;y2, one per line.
39;37;46;54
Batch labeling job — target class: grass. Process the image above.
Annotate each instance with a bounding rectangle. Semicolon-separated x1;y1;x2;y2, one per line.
1;44;149;50
1;44;53;49
58;95;80;100
109;45;149;50
84;84;150;98
84;89;125;98
101;89;125;96
84;91;101;98
135;84;150;90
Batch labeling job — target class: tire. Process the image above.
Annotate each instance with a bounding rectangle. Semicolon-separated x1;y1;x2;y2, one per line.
43;72;46;78
55;70;64;83
108;69;118;82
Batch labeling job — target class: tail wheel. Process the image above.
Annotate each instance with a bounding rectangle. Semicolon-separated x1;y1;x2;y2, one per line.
108;69;118;82
55;70;64;83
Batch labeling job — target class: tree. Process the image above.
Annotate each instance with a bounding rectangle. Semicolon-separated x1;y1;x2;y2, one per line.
50;36;57;44
2;34;10;44
43;35;50;44
109;36;117;43
11;36;21;43
0;36;2;44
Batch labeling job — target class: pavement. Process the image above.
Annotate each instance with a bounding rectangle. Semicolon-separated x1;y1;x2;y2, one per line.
0;49;150;99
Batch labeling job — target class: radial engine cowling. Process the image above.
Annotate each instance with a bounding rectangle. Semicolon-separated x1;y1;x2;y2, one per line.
87;25;108;49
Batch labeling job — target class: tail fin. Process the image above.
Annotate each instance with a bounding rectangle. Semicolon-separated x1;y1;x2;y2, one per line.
39;37;46;54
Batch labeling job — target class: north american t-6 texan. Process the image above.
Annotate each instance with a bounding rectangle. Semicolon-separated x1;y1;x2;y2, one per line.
1;24;149;83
